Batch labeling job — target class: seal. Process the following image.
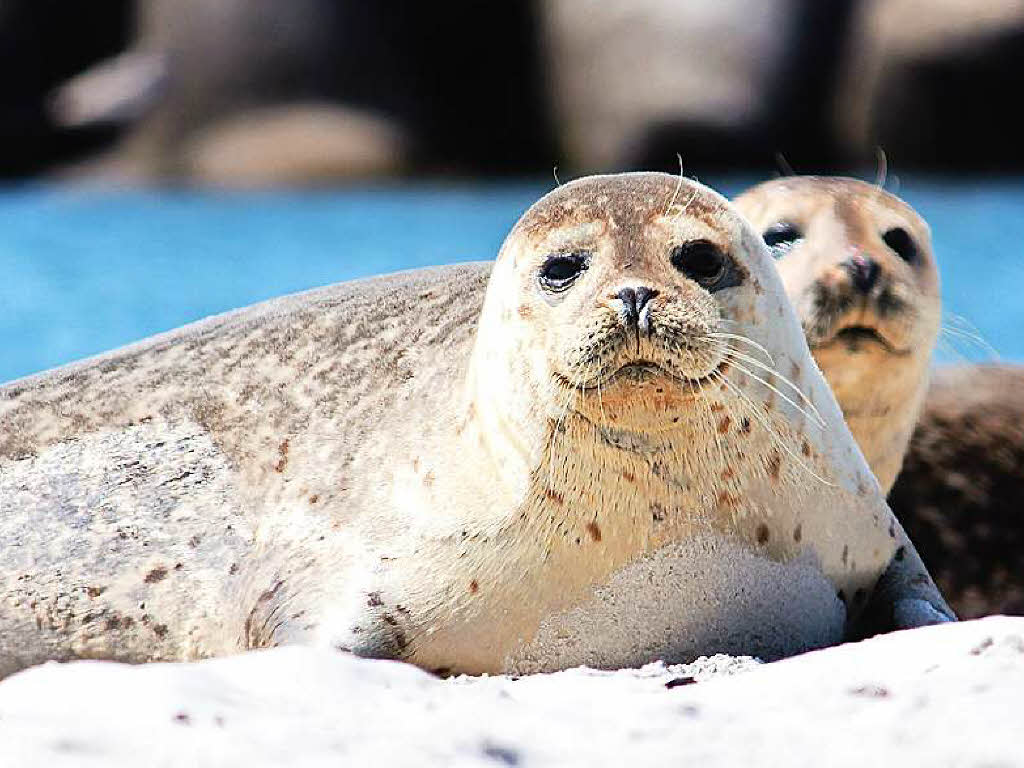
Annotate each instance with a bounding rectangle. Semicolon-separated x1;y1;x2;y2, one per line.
890;364;1024;619
734;177;941;492
0;173;952;678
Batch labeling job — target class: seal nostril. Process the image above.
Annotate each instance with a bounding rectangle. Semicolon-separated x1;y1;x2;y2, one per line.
634;287;658;313
616;286;658;328
845;256;880;293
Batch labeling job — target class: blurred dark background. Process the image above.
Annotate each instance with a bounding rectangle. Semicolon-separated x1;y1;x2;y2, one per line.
2;0;1022;185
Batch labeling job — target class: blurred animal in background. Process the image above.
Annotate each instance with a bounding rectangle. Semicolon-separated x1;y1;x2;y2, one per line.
733;176;941;493
5;0;553;185
890;365;1024;619
737;176;1024;620
4;0;1024;183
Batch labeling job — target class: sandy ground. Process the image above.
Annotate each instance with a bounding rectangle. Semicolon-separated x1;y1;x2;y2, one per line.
0;616;1021;767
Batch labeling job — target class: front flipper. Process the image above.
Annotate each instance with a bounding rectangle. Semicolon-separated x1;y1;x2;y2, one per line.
850;521;956;640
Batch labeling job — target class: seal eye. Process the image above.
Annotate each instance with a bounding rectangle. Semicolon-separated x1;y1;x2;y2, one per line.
762;222;802;259
882;227;917;263
539;251;588;292
670;240;737;292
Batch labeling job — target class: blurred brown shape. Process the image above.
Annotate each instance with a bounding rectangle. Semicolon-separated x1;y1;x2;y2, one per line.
890;364;1024;619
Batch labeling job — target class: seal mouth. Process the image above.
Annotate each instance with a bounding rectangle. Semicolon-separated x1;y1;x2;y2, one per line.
579;359;728;391
820;325;908;356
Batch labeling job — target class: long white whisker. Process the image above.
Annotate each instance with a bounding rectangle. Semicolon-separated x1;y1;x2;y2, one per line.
706;332;776;366
717;372;834;486
724;357;826;430
714;345;827;428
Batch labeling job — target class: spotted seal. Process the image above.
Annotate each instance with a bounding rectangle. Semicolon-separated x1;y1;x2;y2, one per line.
0;173;952;678
734;176;940;492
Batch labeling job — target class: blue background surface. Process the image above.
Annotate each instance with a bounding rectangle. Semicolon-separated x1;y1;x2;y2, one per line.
1;177;1021;384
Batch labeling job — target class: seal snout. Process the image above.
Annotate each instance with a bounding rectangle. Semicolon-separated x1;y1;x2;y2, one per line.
843;254;880;294
614;286;659;337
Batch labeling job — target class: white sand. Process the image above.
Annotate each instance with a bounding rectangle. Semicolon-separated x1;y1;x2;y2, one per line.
1;616;1021;767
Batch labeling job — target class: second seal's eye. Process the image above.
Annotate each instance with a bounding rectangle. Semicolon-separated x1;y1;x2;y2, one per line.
762;222;802;258
671;240;739;292
539;251;588;291
882;227;917;264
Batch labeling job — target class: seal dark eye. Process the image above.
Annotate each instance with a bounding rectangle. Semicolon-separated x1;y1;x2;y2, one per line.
670;240;739;292
882;227;917;263
762;222;802;259
539;251;588;292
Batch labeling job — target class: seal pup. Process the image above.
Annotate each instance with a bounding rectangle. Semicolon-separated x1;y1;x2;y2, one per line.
734;177;940;492
0;173;951;678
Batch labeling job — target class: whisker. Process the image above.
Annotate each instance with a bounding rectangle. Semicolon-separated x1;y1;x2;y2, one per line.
663;152;685;215
723;356;826;430
716;371;834;486
706;331;776;366
713;345;827;428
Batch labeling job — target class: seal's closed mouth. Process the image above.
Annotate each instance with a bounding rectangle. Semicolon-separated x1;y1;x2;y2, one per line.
590;359;728;390
824;325;908;356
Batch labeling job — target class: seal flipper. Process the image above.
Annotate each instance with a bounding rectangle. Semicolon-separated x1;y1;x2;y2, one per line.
849;522;956;641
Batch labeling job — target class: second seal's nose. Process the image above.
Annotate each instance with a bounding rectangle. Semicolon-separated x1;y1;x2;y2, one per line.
617;286;658;327
844;255;880;293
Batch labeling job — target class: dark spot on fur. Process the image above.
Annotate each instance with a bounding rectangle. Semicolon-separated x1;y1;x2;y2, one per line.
740;417;752;434
801;440;811;457
756;524;770;544
842;545;849;566
367;591;384;607
174;563;183;571
188;535;202;548
469;580;479;594
173;712;191;725
545;488;565;505
433;667;454;678
229;563;240;575
144;567;168;584
585;521;602;542
894;546;906;562
710;403;725;413
86;586;106;598
274;439;290;473
622;470;636;483
888;521;896;538
309;494;319;504
383;614;398;626
766;451;782;480
717;416;731;434
650;503;666;522
837;589;848;604
153;624;169;638
105;616;122;631
793;524;803;543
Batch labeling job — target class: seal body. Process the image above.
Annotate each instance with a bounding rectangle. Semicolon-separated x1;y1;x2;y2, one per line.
734;177;941;492
890;364;1024;619
0;174;951;678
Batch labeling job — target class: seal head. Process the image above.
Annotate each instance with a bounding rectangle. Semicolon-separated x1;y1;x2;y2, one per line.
734;177;941;491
